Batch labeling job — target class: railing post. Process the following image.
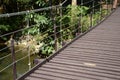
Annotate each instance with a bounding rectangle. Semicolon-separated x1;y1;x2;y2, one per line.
100;0;103;20
89;0;94;28
90;11;93;28
77;14;81;35
106;0;109;15
111;0;114;10
80;0;83;33
92;0;95;26
27;46;31;70
11;35;17;80
49;0;52;18
26;11;31;70
113;0;118;9
60;4;63;46
109;0;111;11
54;20;57;51
53;7;57;51
93;0;95;14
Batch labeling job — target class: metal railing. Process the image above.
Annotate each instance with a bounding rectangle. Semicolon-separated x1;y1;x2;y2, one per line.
0;0;114;80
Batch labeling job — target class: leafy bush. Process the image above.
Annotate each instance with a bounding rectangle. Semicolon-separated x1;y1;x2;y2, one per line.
59;5;89;40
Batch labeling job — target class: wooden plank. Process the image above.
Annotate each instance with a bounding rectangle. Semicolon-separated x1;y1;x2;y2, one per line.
74;40;120;47
58;52;120;61
55;55;120;67
29;73;69;80
45;62;120;76
51;59;120;72
25;76;47;80
32;70;95;80
70;43;120;50
57;53;120;62
42;63;120;79
66;46;120;53
64;48;120;57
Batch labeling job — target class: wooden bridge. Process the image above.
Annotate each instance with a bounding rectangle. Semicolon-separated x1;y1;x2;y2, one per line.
18;7;120;80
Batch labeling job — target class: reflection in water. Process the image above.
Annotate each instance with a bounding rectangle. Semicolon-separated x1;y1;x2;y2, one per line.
0;44;38;80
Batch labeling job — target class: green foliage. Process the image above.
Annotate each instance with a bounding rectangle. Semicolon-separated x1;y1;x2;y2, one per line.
0;16;24;41
81;15;90;32
59;5;89;40
36;0;47;7
92;12;101;26
67;5;89;14
33;14;48;25
40;40;55;57
61;5;89;26
2;0;10;4
17;0;31;3
22;12;55;57
0;1;109;59
0;25;11;40
23;13;48;35
102;0;111;4
0;25;10;32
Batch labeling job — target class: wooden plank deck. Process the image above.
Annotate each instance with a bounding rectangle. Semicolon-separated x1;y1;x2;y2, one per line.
19;8;120;80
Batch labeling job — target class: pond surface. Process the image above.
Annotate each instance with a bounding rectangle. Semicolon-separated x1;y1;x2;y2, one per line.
0;46;38;80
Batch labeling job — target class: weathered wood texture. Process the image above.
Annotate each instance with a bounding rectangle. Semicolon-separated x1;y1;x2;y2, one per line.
22;8;120;80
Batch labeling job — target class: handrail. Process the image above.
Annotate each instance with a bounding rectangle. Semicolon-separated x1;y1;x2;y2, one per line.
0;0;68;18
0;0;114;80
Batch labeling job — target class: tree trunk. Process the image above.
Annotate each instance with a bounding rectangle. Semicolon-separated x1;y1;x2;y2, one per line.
69;0;77;39
72;0;77;5
113;0;118;8
0;5;3;14
71;0;77;22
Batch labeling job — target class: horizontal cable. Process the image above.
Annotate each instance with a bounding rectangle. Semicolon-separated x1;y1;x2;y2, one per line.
29;23;80;50
0;0;100;38
15;47;27;54
32;20;77;41
89;4;101;10
0;46;27;60
0;6;60;18
94;3;101;8
56;23;79;35
0;23;40;37
61;25;84;39
0;46;10;52
0;18;53;37
38;14;96;42
82;0;94;5
15;54;29;63
0;62;14;73
0;54;12;60
0;27;28;38
0;55;28;73
57;26;80;40
42;21;79;40
0;0;101;18
0;51;35;73
61;0;68;6
0;0;68;18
